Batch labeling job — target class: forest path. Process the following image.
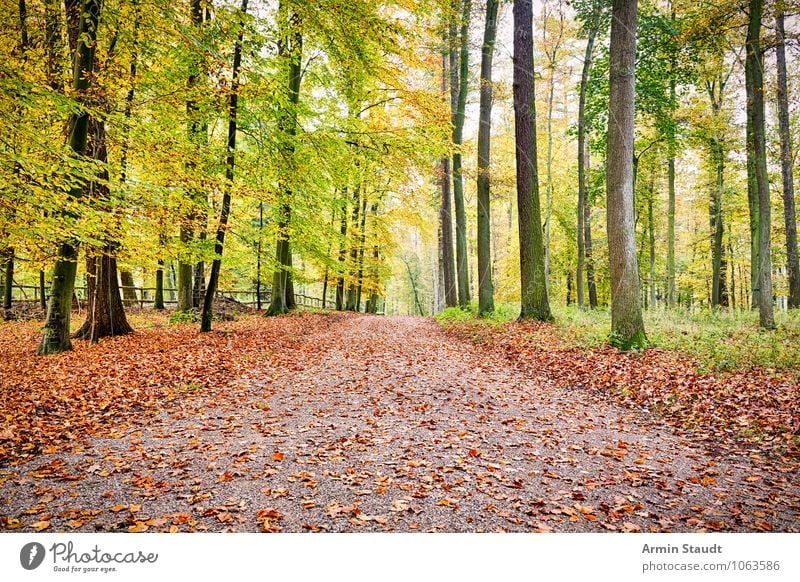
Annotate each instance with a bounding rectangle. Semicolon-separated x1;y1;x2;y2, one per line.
3;313;797;532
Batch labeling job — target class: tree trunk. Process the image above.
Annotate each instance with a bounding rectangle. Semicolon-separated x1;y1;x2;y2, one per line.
154;259;165;310
585;191;598;309
710;139;727;308
452;0;471;308
648;188;656;309
38;0;101;355
577;6;599;310
345;186;362;311
666;6;677;308
745;0;774;329
200;0;248;332
543;3;564;289
178;0;206;313
513;0;551;321
606;0;646;349
476;0;498;315
336;195;347;310
3;249;13;311
193;259;205;309
566;271;573;306
285;251;296;310
439;38;457;309
74;249;133;342
267;1;302;317
355;198;371;311
76;116;133;339
776;8;800;308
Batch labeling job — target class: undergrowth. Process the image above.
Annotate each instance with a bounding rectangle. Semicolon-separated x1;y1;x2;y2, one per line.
435;302;800;373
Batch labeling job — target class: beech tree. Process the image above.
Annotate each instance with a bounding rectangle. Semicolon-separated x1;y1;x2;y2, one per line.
513;0;551;321
38;0;101;355
775;3;799;309
476;0;499;315
606;0;646;349
266;0;303;316
744;0;773;329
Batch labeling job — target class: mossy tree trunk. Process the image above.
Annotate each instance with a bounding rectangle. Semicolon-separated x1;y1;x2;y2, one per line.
38;0;101;355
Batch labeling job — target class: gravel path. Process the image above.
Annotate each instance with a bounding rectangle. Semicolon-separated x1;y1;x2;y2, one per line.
2;314;798;532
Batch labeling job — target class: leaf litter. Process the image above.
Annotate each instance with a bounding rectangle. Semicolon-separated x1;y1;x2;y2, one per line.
0;313;798;532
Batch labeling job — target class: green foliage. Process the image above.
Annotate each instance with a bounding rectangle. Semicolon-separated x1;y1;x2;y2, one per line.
168;310;198;325
553;306;800;372
437;302;800;373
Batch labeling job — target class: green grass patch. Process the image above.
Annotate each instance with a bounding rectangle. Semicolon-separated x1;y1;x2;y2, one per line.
435;302;800;373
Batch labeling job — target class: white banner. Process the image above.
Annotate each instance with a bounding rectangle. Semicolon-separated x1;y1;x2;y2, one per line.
2;533;797;582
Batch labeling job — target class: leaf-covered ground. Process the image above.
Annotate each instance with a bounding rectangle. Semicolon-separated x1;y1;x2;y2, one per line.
1;313;798;532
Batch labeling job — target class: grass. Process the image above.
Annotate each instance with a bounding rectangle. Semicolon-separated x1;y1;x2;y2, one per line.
435;301;800;374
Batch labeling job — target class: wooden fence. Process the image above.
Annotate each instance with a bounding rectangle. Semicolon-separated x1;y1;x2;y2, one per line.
7;284;329;311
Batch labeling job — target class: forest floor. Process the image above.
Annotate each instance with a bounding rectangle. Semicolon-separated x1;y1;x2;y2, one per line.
0;311;798;532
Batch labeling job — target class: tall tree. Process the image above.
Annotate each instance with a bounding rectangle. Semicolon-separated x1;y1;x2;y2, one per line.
513;0;552;321
542;0;565;287
476;0;498;315
73;119;133;343
3;0;31;313
775;4;799;308
704;67;732;309
745;0;773;329
177;0;206;313
38;0;101;355
200;0;248;332
666;2;677;307
576;0;601;310
439;44;457;308
606;0;646;349
451;0;471;308
266;1;303;316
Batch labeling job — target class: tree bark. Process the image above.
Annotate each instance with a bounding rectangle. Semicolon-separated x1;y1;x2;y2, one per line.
200;0;248;332
513;0;551;321
776;7;799;308
710;138;728;308
335;195;347;310
74;249;133;342
606;0;646;349
38;0;101;355
178;0;207;313
745;0;774;328
585;186;598;309
3;248;13;312
451;0;471;308
267;1;302;316
577;5;599;310
75;116;133;340
439;40;457;309
154;259;165;310
345;186;362;311
477;0;498;315
542;2;564;289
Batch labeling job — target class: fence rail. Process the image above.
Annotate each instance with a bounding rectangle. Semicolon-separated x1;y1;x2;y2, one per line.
6;284;329;311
